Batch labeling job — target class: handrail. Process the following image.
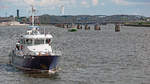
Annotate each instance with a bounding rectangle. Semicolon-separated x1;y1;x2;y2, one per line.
14;49;62;56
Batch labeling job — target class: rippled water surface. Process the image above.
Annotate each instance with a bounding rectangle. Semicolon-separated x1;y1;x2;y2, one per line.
1;25;150;84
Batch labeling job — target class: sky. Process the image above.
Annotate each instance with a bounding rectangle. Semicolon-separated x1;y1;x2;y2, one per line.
0;0;150;17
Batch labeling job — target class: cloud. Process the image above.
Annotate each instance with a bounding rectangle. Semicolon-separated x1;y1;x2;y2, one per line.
81;1;90;8
133;2;150;5
100;2;105;6
81;0;99;7
23;0;75;7
70;0;76;5
92;0;98;6
81;1;88;5
0;0;18;2
0;0;27;7
24;0;35;6
112;0;129;5
0;0;101;9
0;6;9;8
112;0;150;5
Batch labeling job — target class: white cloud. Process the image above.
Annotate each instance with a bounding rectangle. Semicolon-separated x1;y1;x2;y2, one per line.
23;0;76;6
0;0;102;9
112;0;150;5
81;1;88;5
133;2;150;5
100;2;105;6
112;0;129;5
92;0;98;6
132;8;142;15
24;0;35;6
70;0;76;5
24;0;55;6
81;1;90;8
81;0;99;7
0;0;18;2
0;6;9;8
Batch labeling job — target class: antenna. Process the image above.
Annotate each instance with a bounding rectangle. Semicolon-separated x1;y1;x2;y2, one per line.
31;5;36;26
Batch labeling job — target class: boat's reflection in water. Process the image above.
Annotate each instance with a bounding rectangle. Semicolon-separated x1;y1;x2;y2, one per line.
7;64;60;78
22;70;60;78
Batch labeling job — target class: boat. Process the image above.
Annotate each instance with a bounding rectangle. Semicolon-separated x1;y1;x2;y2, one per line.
68;28;78;32
9;6;61;74
68;24;78;32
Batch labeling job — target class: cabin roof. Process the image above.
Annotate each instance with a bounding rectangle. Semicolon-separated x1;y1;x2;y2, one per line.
28;26;40;28
23;34;53;39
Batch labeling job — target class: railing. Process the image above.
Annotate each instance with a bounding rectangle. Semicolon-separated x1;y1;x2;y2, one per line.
15;49;62;56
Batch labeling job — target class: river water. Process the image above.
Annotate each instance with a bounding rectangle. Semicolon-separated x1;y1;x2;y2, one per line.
0;25;150;84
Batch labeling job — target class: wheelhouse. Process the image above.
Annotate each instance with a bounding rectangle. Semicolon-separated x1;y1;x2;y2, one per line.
19;35;53;46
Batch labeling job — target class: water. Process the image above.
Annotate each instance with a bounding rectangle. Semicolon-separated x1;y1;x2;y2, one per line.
0;25;150;84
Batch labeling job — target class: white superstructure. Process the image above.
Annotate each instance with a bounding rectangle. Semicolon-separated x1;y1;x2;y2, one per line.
15;26;56;56
14;6;61;56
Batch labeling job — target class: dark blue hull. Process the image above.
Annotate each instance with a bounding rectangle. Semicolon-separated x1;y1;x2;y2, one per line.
10;52;60;72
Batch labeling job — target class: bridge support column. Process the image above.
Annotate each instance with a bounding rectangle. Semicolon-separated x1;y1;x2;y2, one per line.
85;24;90;30
115;24;120;32
94;24;101;30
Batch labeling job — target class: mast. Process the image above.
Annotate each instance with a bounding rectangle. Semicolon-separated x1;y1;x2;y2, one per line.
31;5;35;26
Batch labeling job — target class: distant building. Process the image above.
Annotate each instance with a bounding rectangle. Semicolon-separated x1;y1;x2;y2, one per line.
0;21;28;26
146;17;150;22
17;9;19;18
9;21;20;26
29;16;39;24
0;17;29;26
75;15;97;24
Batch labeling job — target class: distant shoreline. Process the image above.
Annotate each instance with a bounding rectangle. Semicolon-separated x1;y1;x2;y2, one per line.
124;24;150;27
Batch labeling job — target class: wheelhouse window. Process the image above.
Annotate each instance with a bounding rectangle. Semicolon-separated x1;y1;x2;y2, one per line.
46;39;51;44
34;39;44;45
26;39;32;45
